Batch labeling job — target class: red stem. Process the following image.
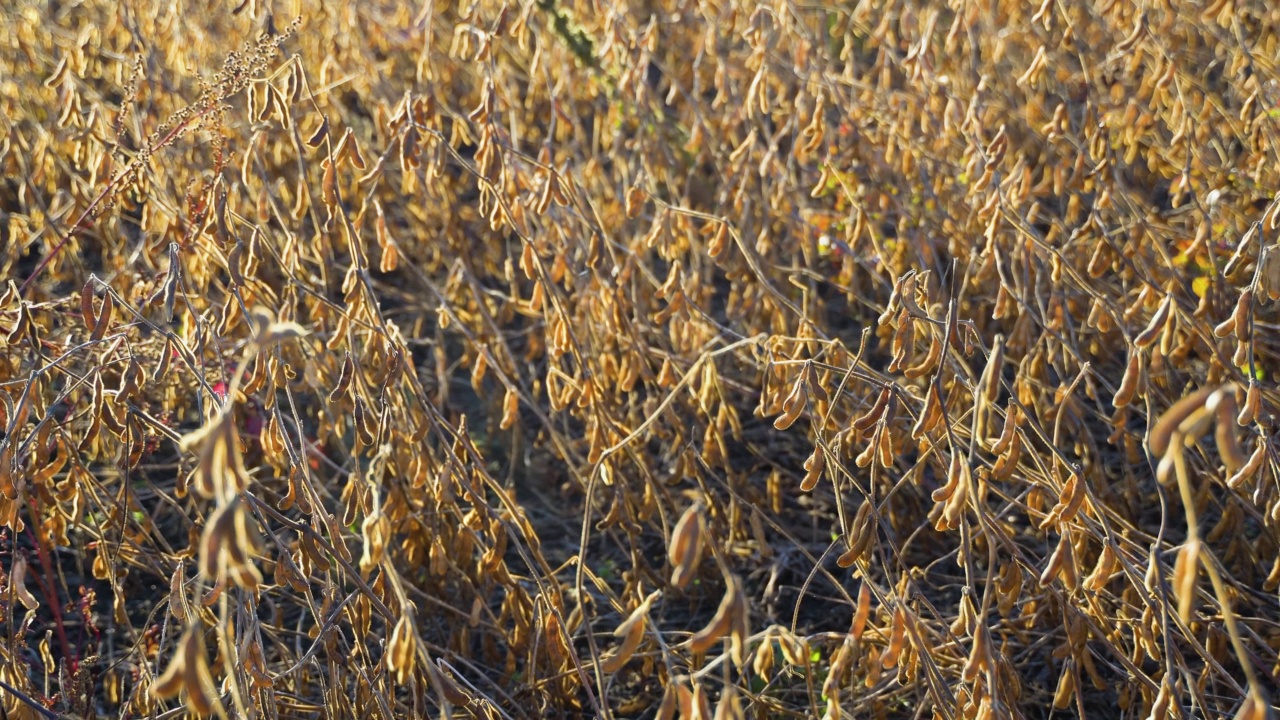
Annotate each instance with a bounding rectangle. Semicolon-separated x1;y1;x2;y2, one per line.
20;501;78;673
13;105;216;669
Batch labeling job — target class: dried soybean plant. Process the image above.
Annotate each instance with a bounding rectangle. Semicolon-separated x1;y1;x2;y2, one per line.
2;0;1280;718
